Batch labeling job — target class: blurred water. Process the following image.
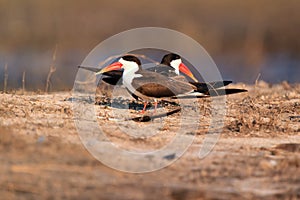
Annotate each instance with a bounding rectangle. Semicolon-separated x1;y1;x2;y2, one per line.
0;51;299;91
260;54;300;83
216;53;300;84
0;50;84;90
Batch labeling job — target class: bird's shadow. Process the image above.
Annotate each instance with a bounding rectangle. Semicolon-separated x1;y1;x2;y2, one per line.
95;97;179;111
95;97;152;111
95;97;182;122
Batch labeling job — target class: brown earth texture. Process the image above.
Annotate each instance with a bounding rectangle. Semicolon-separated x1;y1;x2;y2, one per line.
0;81;299;200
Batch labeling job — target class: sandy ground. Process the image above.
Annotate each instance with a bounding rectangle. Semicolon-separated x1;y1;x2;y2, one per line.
0;82;299;200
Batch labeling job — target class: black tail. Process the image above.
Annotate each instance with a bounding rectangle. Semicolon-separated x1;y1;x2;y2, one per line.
207;88;247;96
172;88;247;99
189;80;232;93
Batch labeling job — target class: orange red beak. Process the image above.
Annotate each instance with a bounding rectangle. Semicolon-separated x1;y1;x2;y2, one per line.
96;62;123;75
97;60;198;82
179;63;198;82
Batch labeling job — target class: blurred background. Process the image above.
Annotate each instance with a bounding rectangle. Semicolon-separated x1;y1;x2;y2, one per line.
0;0;299;91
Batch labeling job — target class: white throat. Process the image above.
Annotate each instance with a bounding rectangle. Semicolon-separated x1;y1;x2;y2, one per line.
119;58;142;93
170;58;182;75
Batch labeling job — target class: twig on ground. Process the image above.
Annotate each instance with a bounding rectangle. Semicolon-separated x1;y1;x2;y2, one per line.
4;63;8;93
127;107;181;122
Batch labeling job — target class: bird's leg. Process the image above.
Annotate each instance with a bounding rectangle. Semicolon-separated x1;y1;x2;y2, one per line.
140;101;148;114
154;99;158;113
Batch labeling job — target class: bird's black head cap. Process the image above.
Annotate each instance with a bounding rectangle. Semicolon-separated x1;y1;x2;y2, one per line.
122;55;141;66
161;53;181;65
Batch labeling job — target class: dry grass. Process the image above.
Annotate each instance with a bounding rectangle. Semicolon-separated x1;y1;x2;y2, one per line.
226;82;300;136
0;83;299;199
45;45;57;93
22;71;26;94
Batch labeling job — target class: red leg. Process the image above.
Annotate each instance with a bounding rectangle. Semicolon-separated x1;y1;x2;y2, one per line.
154;99;158;113
141;102;147;114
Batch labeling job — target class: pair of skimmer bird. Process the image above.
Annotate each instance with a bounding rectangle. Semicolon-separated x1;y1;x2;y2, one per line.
79;53;246;113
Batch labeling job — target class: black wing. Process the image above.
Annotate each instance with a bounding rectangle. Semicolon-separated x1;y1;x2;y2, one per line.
132;71;195;98
146;64;177;77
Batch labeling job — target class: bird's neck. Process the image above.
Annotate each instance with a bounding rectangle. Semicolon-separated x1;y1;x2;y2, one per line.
123;66;139;78
122;67;142;91
174;68;179;75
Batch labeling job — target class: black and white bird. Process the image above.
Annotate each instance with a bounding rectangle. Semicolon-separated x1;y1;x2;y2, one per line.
147;53;197;81
97;55;201;113
79;53;233;93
